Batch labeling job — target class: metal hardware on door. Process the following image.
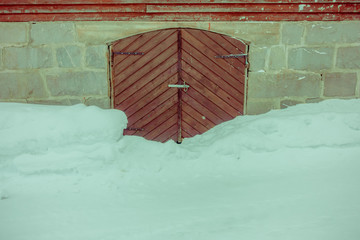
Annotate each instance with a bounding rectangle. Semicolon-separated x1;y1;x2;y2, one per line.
215;53;247;59
168;84;189;89
125;127;144;131
113;52;144;55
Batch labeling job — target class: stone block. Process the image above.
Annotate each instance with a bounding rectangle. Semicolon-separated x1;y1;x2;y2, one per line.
323;72;357;97
336;46;360;69
4;47;53;69
0;48;3;70
268;45;286;71
56;45;83;68
306;22;360;45
280;99;302;109
30;98;82;106
288;47;334;71
249;46;268;72
246;100;278;115
248;72;321;98
85;45;108;69
0;23;28;44
84;97;111;109
76;22;280;45
282;23;304;45
305;98;323;103
46;71;108;97
0;72;48;99
31;22;76;45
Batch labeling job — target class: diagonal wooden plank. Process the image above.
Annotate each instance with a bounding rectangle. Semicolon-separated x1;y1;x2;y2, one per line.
143;114;178;141
112;33;142;53
182;93;223;125
182;121;200;137
182;50;244;100
153;124;179;143
114;54;177;106
182;102;215;129
187;29;247;72
182;29;243;81
114;29;176;74
182;111;209;134
113;30;162;67
130;92;178;128
202;30;247;54
182;71;240;117
125;74;177;117
133;104;178;137
182;59;244;112
114;30;177;79
118;68;177;110
182;38;244;95
184;88;232;121
114;43;177;98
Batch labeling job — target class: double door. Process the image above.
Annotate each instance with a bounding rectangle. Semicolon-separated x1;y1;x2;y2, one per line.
111;28;247;143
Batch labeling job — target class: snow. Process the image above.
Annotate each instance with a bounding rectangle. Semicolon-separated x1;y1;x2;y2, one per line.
1;99;360;240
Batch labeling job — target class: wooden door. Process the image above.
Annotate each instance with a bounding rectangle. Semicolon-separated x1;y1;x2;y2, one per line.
111;28;247;143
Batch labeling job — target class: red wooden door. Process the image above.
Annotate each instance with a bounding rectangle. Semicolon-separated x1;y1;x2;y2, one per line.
111;28;247;143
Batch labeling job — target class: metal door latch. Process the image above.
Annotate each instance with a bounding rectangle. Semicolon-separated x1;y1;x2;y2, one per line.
168;84;189;89
215;53;247;59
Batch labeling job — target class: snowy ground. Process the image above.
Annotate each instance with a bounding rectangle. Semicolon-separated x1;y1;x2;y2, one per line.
1;99;360;240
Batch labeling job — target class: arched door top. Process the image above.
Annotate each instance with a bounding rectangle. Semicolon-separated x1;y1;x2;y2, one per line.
111;28;248;143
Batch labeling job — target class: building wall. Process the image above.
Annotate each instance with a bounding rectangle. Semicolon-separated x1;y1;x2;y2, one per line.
0;21;359;114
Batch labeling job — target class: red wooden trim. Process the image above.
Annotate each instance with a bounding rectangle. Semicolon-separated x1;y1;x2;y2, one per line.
0;0;359;4
0;1;359;21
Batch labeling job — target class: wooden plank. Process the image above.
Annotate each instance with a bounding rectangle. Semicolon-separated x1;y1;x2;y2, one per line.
128;88;177;126
153;123;178;142
114;29;176;77
143;114;177;140
112;30;161;65
182;93;223;125
113;42;177;98
134;104;178;137
182;121;200;137
182;101;216;129
1;12;359;22
184;87;233;121
119;70;177;111
131;94;178;129
147;3;359;13
203;30;247;56
182;39;245;96
182;51;244;100
182;71;241;118
182;29;244;81
125;74;177;117
200;30;247;68
182;59;244;111
1;1;359;5
114;53;177;106
182;111;209;134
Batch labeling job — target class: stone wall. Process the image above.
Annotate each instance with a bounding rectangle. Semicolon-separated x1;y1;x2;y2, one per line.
0;21;359;114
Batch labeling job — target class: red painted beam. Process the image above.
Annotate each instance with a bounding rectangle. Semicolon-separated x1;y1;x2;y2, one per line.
0;1;359;21
0;0;360;4
1;12;359;22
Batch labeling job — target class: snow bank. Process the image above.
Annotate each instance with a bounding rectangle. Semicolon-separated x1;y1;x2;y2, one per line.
182;99;360;157
1;99;360;240
0;103;127;157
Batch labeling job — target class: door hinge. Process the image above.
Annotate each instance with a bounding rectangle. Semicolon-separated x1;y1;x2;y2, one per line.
113;52;144;56
215;53;247;59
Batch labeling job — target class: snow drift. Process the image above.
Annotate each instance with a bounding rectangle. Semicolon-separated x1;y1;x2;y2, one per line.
0;99;360;240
